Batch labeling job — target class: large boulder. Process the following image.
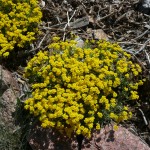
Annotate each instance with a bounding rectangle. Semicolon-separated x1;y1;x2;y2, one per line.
28;124;150;150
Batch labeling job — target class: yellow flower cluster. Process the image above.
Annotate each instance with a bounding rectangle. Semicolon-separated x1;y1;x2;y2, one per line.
0;0;42;57
24;39;144;137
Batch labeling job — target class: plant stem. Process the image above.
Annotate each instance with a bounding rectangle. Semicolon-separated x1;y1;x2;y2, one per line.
76;134;84;150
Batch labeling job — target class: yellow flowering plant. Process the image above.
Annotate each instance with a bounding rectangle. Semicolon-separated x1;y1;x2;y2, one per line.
0;0;42;57
24;38;145;138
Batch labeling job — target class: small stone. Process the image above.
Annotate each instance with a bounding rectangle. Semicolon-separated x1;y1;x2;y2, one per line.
93;29;108;40
75;36;84;48
142;0;150;8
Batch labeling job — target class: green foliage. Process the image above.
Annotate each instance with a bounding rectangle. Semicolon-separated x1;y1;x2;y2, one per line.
0;95;21;150
0;123;21;150
14;98;35;150
0;97;33;150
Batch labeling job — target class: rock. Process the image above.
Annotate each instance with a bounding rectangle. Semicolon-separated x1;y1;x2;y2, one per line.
142;0;150;8
28;124;150;150
0;65;20;128
75;36;84;48
135;0;150;15
28;126;78;150
82;125;150;150
70;16;89;29
0;65;19;93
93;29;108;40
1;89;18;125
86;28;109;40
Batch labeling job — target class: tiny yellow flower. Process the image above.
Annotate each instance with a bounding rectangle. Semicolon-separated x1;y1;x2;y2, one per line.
113;125;119;131
96;123;101;130
3;52;9;57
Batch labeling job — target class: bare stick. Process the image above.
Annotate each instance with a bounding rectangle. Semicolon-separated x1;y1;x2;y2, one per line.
134;29;149;40
118;41;150;47
135;38;150;55
63;10;77;41
145;50;150;68
100;11;116;20
67;11;70;26
138;108;148;126
29;32;49;53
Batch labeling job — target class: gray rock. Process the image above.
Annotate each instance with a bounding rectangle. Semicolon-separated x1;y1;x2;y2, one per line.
75;36;84;48
136;0;150;14
142;0;150;8
0;65;20;128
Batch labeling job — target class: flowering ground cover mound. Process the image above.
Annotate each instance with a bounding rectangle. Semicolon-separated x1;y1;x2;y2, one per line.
0;0;42;57
24;39;144;138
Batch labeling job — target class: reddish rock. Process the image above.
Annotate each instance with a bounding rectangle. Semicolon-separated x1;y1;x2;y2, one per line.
28;124;150;150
